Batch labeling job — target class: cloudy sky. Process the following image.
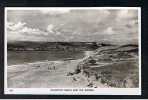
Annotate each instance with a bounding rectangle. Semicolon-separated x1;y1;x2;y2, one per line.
6;8;139;44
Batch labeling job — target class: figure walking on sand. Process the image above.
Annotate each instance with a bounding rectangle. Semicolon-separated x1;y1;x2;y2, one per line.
53;65;55;70
48;62;56;70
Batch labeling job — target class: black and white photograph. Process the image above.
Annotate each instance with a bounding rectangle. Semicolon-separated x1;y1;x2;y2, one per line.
5;7;141;95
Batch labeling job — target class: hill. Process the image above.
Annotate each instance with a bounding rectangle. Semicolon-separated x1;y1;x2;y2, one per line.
73;44;139;88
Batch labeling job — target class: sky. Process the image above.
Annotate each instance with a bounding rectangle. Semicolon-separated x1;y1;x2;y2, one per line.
6;8;139;44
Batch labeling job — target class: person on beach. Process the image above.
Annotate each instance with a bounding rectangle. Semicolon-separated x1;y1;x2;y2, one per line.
48;62;56;70
53;65;55;70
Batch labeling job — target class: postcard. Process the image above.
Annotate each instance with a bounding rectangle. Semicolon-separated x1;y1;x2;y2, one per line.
4;7;141;95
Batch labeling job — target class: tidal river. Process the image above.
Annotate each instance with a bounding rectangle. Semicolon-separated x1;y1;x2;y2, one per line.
7;50;92;66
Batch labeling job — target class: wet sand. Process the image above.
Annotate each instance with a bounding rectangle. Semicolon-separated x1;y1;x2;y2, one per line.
7;51;107;88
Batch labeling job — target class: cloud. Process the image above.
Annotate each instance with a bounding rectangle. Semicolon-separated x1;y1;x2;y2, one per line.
46;24;63;35
7;21;26;31
104;27;115;35
7;21;49;41
7;9;139;43
21;27;48;36
116;10;138;22
55;32;61;35
46;24;54;33
40;9;70;15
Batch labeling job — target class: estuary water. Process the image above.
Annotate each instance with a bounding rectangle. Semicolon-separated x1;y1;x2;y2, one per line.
7;50;86;66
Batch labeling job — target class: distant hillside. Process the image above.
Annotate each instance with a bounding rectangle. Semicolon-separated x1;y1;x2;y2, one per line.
7;42;114;51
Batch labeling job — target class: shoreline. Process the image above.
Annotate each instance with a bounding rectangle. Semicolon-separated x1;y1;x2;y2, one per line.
7;51;94;68
8;60;63;67
7;50;100;88
7;58;90;88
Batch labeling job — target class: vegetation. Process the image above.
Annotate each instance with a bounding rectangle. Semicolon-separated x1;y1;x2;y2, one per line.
76;44;139;88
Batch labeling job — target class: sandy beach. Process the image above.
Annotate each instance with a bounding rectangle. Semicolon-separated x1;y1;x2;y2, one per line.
7;51;107;88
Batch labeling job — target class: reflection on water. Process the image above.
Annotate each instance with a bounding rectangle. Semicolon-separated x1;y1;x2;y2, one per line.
7;50;85;66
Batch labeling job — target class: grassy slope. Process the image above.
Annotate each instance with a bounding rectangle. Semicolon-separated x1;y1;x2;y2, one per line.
76;45;139;88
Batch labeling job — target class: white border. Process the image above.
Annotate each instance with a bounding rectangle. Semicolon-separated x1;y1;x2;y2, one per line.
4;7;141;95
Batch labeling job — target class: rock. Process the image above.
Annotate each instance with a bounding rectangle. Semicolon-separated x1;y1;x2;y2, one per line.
72;77;77;81
87;82;94;87
66;72;74;76
74;69;81;74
